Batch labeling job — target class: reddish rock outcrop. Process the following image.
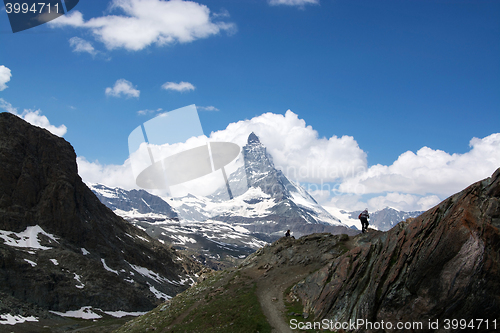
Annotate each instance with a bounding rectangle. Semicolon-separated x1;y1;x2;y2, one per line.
293;168;500;332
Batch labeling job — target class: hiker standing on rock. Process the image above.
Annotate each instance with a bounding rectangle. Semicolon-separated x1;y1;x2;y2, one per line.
285;230;291;237
359;209;370;233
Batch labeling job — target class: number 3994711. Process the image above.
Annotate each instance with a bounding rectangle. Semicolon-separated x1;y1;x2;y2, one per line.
5;2;60;14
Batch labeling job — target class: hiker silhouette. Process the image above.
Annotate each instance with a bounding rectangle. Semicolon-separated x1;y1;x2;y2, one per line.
359;209;370;233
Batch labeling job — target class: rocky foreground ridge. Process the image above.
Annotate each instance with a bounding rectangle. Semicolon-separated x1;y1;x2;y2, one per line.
0;113;203;328
115;167;500;333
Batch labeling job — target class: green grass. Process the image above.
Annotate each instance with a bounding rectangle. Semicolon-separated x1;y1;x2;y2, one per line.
171;282;271;333
113;270;272;333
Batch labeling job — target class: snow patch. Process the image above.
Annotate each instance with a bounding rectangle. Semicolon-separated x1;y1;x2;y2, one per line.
101;259;119;275
0;225;58;250
50;306;101;320
148;283;172;300
24;259;37;267
323;206;361;230
128;262;179;285
0;313;38;325
103;310;148;318
74;273;85;289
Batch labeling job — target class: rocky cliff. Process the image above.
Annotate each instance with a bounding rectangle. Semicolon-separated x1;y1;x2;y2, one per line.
292;167;500;332
0;112;203;323
112;168;500;333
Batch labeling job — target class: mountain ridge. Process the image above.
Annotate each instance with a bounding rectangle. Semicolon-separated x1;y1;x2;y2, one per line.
0;112;204;328
114;167;500;333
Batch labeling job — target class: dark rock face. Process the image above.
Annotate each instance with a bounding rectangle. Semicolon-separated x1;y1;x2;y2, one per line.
242;132;292;201
292;168;500;332
0;112;202;316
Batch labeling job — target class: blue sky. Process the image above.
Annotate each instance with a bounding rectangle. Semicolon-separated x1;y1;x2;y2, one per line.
1;0;499;212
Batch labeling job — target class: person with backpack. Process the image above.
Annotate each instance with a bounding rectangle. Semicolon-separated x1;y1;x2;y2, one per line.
358;209;369;233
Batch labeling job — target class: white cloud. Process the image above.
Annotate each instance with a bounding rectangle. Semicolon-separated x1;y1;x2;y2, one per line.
325;192;442;213
0;65;12;91
161;81;195;92
49;0;236;51
209;110;368;184
268;0;319;6
21;110;68;137
105;79;140;98
338;133;500;196
0;98;17;113
367;193;441;212
69;37;97;56
77;157;137;190
0;98;67;137
197;105;219;111
75;109;499;213
326;194;366;212
137;107;163;115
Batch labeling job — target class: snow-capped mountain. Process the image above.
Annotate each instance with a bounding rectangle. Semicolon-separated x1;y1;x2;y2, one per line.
89;184;270;269
90;132;357;267
90;184;179;221
325;206;423;231
361;207;423;231
205;133;350;236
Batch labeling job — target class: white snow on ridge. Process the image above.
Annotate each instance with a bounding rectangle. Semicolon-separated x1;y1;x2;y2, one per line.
88;183;120;199
101;258;119;275
0;225;58;250
50;305;149;320
148;283;172;300
114;209;170;221
103;310;148;318
289;190;345;227
74;273;85;289
172;235;197;245
323;206;361;230
24;259;37;267
0;313;38;325
50;306;101;320
50;306;148;320
128;262;174;285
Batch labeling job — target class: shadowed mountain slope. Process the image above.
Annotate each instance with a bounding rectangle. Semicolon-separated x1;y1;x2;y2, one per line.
0;112;203;324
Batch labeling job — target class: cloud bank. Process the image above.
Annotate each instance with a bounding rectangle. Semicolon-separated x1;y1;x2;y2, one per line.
76;110;500;212
338;133;500;196
77;157;137;190
49;0;236;51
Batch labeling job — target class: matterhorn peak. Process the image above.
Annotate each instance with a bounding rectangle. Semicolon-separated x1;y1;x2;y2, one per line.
247;132;261;145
